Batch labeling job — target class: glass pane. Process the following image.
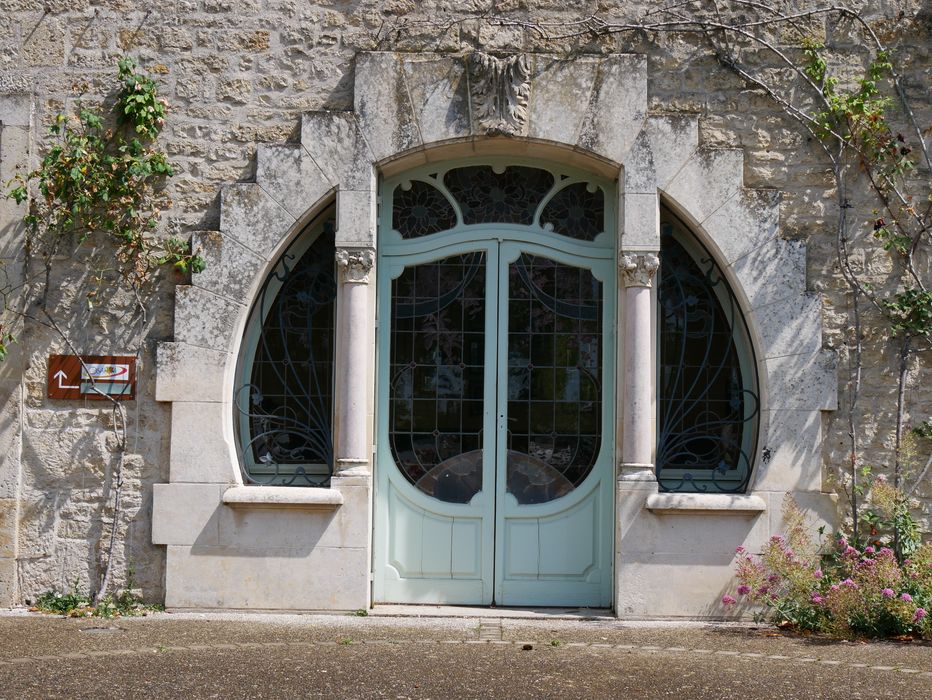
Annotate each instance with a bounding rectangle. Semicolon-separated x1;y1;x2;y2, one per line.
540;182;605;241
392;180;457;239
239;220;337;486
657;220;758;493
505;253;603;505
389;252;486;503
444;166;554;225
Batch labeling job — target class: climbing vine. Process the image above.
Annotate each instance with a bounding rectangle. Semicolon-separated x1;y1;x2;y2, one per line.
7;58;203;285
2;57;202;603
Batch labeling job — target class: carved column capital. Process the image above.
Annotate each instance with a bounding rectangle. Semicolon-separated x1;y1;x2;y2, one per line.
469;52;531;137
619;252;660;288
335;247;375;284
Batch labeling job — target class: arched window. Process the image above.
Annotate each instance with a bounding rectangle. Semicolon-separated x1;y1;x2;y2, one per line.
656;208;759;493
234;207;337;486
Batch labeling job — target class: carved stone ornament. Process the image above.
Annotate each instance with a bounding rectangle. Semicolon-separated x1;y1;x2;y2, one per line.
335;247;375;284
620;253;660;288
469;52;531;137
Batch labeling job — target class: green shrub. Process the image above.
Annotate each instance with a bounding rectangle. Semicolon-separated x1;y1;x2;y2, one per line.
724;497;931;639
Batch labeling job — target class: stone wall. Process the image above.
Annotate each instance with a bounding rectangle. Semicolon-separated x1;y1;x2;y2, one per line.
0;0;929;606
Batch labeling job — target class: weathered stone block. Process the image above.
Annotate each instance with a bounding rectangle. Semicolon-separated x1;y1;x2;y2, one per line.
174;285;245;352
401;55;470;145
165;543;369;610
152;483;223;546
754;292;823;359
0;497;16;557
0;558;15;605
218;482;369;551
701;188;781;265
354;52;421;162
256;143;334;221
300;111;374;191
528;57;600;146
662;149;745;224
220;183;296;259
155;342;231;403
638;115;699;191
192;230;268;304
753;409;823;492
169;401;239;484
577;54;648;164
729;237;807;309
762;350;838;411
336;189;376;246
620;192;659;250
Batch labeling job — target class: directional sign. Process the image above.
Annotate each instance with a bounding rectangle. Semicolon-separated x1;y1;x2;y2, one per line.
47;355;136;401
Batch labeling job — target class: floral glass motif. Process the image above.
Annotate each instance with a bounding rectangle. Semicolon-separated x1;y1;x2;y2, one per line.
443;165;554;226
506;254;603;504
389;253;487;504
392;180;457;239
656;219;758;493
236;219;337;486
539;182;604;241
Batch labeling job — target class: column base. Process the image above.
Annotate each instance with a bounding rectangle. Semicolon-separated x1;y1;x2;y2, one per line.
618;462;656;482
335;458;370;477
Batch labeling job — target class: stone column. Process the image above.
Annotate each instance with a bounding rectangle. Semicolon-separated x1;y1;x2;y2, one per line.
619;252;659;481
335;246;375;476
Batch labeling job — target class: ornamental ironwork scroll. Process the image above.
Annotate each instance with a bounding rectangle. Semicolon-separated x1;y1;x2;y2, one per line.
235;221;337;487
469;52;531;137
656;221;759;493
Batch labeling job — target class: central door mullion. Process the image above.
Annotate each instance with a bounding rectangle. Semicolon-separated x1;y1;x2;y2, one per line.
480;240;501;605
492;242;517;603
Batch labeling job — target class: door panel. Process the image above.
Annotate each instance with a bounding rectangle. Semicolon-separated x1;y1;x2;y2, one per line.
375;239;613;607
495;244;613;607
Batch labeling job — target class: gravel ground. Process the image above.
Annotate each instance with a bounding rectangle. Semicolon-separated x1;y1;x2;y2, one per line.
0;610;929;699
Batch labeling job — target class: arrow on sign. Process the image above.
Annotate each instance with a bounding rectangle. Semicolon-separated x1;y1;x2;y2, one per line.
53;370;80;390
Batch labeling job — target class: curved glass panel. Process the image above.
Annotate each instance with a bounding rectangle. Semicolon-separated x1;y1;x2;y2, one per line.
657;215;759;493
389;252;487;503
539;183;604;241
443;165;554;225
235;215;337;486
506;254;602;504
392;180;457;239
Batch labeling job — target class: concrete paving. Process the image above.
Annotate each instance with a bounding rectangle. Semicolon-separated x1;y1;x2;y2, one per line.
0;609;930;699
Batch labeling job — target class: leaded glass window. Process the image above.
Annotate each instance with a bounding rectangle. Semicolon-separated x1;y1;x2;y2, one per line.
656;211;759;493
388;162;611;242
235;209;337;486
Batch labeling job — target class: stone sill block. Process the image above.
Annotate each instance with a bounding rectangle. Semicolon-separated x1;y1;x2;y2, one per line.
222;486;344;510
646;493;767;514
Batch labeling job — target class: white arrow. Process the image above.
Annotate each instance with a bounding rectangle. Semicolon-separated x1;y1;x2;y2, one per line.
53;370;80;390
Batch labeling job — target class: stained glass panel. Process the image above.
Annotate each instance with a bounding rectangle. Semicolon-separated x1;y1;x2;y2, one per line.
539;182;605;241
389;252;487;503
506;254;602;505
392;180;457;238
443;165;554;225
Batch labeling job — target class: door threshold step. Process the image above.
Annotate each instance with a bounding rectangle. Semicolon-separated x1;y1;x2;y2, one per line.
369;605;614;619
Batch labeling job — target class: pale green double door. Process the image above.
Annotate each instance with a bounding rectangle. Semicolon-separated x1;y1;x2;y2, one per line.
374;229;615;607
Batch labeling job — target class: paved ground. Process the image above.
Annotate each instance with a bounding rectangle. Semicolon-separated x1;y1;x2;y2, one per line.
1;609;930;699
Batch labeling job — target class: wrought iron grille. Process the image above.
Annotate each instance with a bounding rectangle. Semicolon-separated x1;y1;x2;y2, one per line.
234;217;337;486
656;217;759;493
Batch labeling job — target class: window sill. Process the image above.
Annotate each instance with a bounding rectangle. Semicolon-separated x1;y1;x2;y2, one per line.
222;486;344;510
646;493;767;515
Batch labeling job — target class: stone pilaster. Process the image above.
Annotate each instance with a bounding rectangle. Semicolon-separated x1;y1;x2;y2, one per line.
619;252;659;481
334;247;375;476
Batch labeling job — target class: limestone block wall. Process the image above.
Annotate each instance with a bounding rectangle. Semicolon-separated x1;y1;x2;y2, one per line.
0;1;928;610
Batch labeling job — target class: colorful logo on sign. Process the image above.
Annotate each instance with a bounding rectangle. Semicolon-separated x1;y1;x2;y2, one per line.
82;363;131;382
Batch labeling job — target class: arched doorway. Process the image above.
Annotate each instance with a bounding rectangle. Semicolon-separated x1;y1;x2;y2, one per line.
373;160;616;607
